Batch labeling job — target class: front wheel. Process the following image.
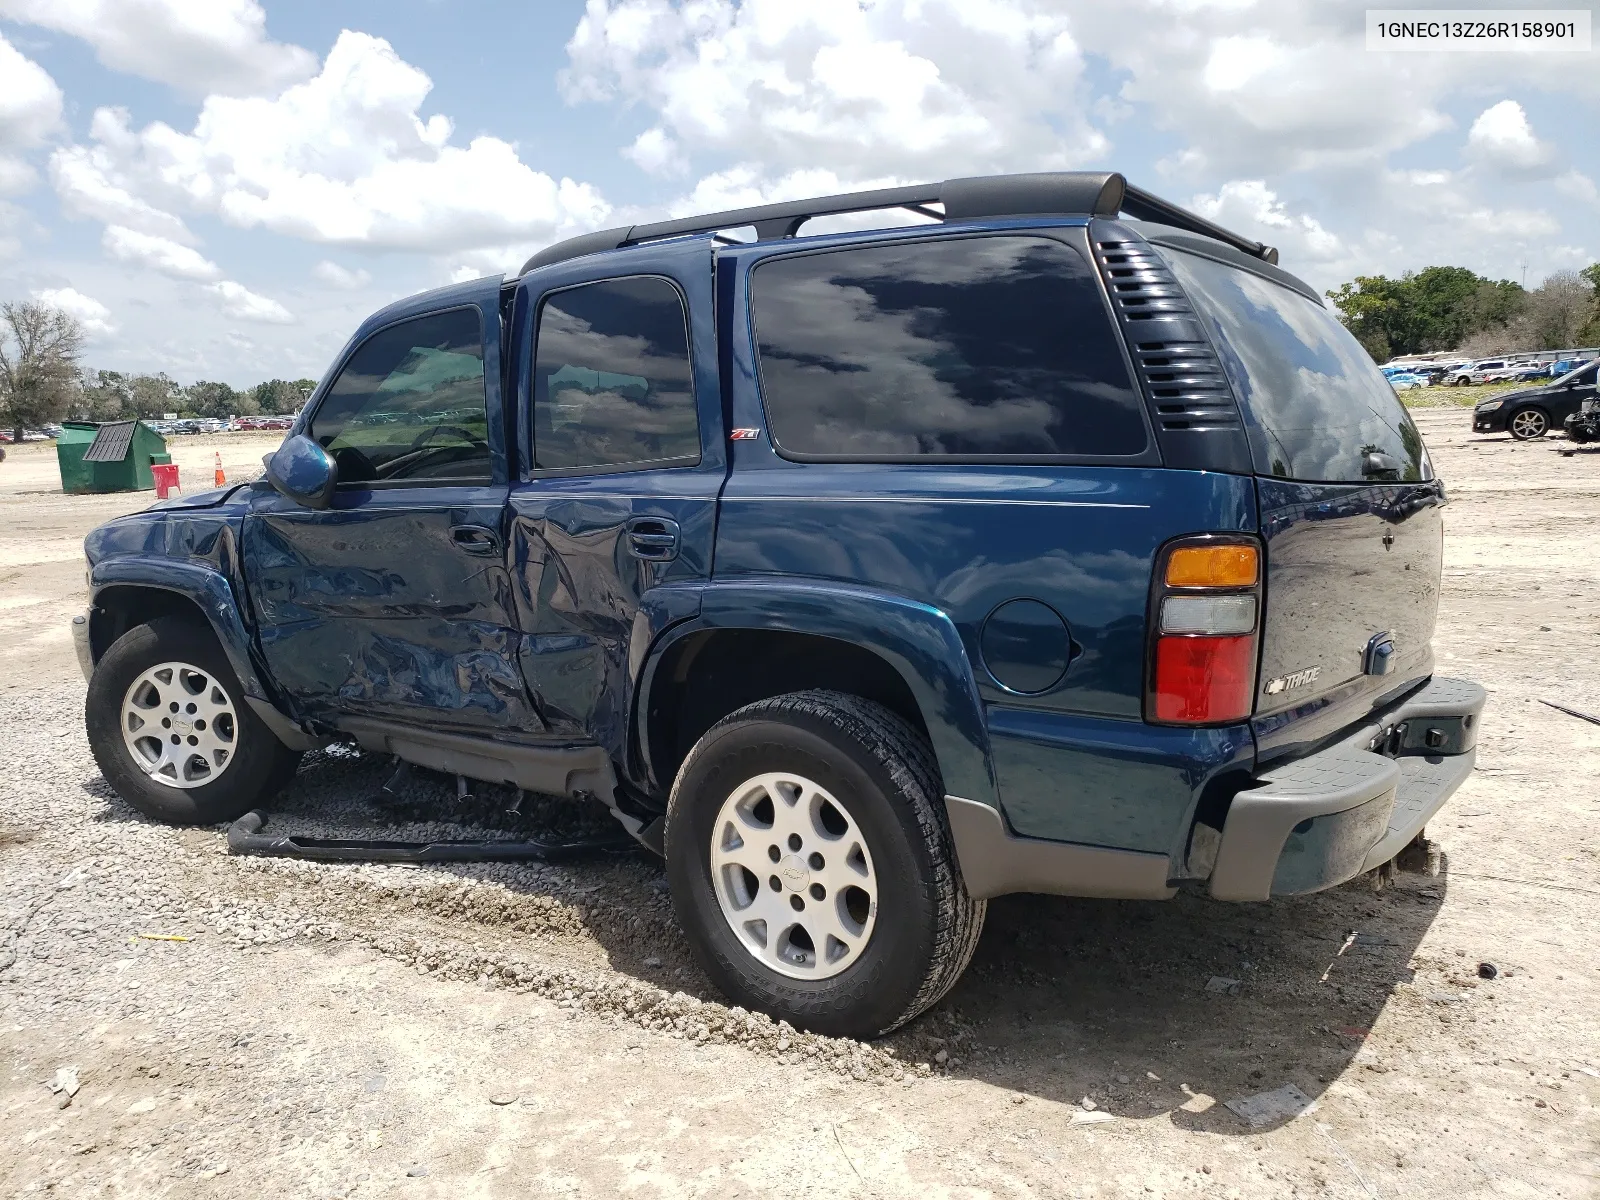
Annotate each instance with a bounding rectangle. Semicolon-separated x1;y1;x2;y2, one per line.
1508;407;1549;439
86;616;301;824
665;691;985;1038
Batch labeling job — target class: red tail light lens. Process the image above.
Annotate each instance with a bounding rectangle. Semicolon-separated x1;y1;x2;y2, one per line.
1153;635;1256;723
1147;535;1263;726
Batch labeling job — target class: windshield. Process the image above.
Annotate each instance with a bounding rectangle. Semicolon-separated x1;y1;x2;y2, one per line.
1157;246;1431;483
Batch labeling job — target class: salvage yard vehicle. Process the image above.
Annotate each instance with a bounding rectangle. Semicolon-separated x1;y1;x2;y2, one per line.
1564;396;1600;443
74;171;1485;1038
1473;359;1599;440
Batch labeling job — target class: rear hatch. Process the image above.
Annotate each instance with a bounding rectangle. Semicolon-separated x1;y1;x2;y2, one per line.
1153;245;1442;762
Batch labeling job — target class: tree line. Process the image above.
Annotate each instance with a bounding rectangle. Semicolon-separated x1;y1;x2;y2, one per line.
0;299;315;438
1327;263;1600;362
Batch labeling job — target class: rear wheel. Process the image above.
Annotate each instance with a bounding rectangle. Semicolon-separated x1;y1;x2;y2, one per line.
1509;407;1549;439
665;690;984;1038
86;616;301;824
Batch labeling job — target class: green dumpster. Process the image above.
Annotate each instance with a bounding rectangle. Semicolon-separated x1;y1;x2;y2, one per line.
56;420;170;493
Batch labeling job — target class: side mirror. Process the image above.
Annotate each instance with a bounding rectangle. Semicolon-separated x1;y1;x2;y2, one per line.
1362;449;1402;480
264;434;337;509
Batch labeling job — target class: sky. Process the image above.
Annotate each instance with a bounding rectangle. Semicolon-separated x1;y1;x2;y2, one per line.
0;0;1595;387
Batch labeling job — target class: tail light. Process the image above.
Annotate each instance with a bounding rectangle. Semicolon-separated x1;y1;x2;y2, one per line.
1146;536;1262;725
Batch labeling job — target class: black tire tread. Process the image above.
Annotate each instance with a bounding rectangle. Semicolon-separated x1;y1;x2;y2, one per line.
85;615;301;824
668;688;985;1035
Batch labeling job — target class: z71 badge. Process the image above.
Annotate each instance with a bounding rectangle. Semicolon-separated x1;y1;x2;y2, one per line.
1263;667;1321;696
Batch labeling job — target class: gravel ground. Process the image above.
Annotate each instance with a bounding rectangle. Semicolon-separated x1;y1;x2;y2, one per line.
2;407;1598;1197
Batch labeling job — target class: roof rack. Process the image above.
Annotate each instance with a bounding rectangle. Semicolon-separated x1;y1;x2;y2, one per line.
520;171;1278;275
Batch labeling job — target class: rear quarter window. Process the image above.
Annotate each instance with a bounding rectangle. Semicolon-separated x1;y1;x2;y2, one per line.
750;235;1149;461
1158;247;1430;483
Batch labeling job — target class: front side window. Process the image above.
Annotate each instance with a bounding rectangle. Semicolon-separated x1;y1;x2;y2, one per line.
532;276;698;471
310;308;489;484
750;235;1148;459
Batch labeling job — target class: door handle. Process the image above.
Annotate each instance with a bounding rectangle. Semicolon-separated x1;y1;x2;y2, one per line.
449;524;502;556
626;517;680;561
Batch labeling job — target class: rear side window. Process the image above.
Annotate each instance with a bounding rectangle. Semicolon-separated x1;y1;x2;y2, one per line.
750;236;1148;460
1157;248;1430;483
532;276;698;472
310;308;489;484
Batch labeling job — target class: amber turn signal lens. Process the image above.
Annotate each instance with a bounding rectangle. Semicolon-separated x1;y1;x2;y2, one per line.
1165;544;1259;589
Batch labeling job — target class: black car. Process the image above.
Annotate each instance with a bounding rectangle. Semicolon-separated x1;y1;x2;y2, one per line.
1473;360;1599;439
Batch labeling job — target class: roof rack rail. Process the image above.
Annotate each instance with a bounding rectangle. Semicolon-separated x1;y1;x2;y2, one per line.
520;171;1278;275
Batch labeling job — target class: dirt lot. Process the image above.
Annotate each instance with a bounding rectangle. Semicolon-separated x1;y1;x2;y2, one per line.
1;410;1597;1198
0;433;283;689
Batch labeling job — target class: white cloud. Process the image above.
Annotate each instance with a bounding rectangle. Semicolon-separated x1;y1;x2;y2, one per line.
0;0;315;97
311;260;371;289
1190;180;1344;264
0;31;63;194
102;224;221;281
1465;100;1554;176
1200;35;1287;94
1555;171;1598;206
623;127;686;177
33;286;116;335
208;280;293;324
563;0;1105;182
50;141;198;242
64;31;611;254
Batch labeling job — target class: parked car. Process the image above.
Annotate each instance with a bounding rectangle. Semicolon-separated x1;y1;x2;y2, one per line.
1448;359;1520;386
1384;370;1426;390
1473;358;1600;438
73;171;1485;1037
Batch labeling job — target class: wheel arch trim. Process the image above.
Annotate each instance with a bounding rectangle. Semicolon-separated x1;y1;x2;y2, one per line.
88;562;322;750
634;579;998;808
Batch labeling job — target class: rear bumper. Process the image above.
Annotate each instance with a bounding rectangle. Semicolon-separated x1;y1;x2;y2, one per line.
1209;676;1486;901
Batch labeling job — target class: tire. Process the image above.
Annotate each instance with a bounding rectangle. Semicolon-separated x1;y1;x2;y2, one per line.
665;690;985;1038
85;616;301;824
1508;407;1549;440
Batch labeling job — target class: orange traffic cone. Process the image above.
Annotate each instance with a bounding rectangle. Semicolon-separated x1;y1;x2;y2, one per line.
214;451;226;487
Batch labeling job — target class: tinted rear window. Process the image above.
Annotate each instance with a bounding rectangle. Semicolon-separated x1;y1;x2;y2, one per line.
1158;247;1430;483
750;235;1148;459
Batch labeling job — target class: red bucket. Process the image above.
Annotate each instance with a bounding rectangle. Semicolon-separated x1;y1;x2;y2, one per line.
152;462;181;499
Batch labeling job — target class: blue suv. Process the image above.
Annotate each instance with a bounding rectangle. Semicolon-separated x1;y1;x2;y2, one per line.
76;172;1484;1037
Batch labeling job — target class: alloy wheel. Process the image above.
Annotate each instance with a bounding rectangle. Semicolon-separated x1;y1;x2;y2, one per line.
709;772;878;980
1510;409;1547;438
120;661;239;788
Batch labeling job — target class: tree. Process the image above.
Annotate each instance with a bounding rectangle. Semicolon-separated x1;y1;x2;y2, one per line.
1517;270;1593;350
246;378;317;414
128;373;181;419
184;380;239;419
0;301;85;438
1579;263;1600;345
251;379;296;414
1327;267;1525;358
1327;275;1407;358
75;368;132;422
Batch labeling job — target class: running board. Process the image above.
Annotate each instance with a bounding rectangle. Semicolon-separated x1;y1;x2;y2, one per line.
226;810;635;864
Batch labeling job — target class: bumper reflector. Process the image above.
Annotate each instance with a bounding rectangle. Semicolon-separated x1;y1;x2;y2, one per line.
1154;635;1255;723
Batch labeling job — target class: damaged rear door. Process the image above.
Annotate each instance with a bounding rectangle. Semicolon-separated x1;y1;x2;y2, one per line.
506;237;723;765
244;288;537;734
